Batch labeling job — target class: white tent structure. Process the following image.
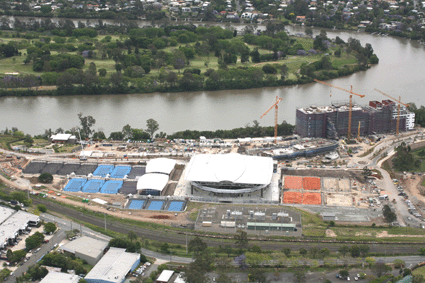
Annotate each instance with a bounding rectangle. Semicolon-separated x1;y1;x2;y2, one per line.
185;153;273;196
136;173;169;195
146;158;176;175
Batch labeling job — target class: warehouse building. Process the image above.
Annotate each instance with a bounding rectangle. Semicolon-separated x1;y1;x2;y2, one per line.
49;134;77;144
84;247;140;283
60;236;108;265
156;270;174;283
40;272;80;283
185;153;273;197
0;208;39;249
295;100;414;138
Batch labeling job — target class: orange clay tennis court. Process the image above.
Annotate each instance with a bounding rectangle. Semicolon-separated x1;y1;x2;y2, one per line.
284;176;303;189
282;192;303;204
302;193;321;205
283;192;321;205
303;177;321;190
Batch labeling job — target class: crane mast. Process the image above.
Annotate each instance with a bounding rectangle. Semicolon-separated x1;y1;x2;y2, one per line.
313;79;365;141
261;96;283;143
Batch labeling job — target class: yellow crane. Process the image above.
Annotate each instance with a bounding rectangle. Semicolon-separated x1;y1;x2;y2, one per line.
261;96;283;143
374;88;409;135
313;79;366;140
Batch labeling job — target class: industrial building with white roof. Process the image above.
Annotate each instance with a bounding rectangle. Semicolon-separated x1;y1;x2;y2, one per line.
40;272;80;283
60;236;108;265
185;153;273;197
84;247;140;283
0;207;39;249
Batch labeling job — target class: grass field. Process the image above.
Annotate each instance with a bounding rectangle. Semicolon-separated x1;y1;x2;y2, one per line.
413;266;425;277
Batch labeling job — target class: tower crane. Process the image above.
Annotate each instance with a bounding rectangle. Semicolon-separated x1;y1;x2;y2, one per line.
261;96;283;143
374;88;409;135
313;79;366;140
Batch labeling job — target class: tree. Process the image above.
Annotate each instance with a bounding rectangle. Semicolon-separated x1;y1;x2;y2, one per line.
24;134;34;147
26;232;44;250
44;222;56;234
38;173;53;183
188;236;207;256
365;257;376;267
383;205;397;223
249;268;269;283
122;124;133;140
234;229;249;250
299;248;308;256
222;244;233;258
309;247;319;259
359;245;370;257
37;204;47;213
362;166;372;180
305;27;313;37
6;249;13;262
11;250;26;263
371;262;392;278
128;231;138;242
339;270;349;279
146;119;159;139
338;245;350;256
78;113;96;139
294;270;306;283
394;259;405;269
350;245;360;258
40;5;52;14
319;248;330;259
282;247;291;257
250;48;261;63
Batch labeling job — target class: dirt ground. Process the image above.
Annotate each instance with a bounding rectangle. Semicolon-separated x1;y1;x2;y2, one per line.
401;175;425;207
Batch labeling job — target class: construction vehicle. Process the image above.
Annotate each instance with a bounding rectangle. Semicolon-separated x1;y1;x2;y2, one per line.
374;89;409;135
261;96;283;143
313;79;365;141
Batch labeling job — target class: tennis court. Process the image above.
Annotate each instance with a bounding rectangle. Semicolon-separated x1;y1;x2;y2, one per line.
64;178;87;192
110;166;131;179
119;181;137;195
303;177;321;190
282;192;303;204
82;180;104;193
147;200;164;210
168;201;185;212
284;176;303;189
100;180;123;194
128;166;146;179
93;165;114;177
128;200;145;210
75;164;98;175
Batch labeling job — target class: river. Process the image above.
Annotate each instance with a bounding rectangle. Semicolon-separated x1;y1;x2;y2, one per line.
1;23;424;136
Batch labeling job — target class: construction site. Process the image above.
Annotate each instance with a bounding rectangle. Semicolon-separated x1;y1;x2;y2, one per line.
194;205;302;236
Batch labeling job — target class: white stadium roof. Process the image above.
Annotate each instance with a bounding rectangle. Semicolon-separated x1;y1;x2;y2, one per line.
185;153;273;185
84;247;140;283
136;173;169;192
146;158;176;175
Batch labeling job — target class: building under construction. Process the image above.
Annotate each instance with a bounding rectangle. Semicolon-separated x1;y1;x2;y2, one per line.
295;100;415;138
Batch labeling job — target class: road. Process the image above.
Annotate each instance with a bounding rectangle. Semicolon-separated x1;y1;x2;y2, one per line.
4;230;66;283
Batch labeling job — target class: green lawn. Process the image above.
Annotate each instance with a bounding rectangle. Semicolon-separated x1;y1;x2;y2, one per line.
413;266;425;277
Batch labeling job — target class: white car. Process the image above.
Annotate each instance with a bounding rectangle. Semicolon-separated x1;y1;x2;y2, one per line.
347;277;350;281
354;277;358;281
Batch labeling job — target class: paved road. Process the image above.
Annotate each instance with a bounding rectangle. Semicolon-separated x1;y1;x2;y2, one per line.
5;229;66;283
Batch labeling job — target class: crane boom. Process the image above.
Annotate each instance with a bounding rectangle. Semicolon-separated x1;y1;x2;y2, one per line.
261;96;283;143
261;97;283;119
374;89;409;107
313;79;366;140
314;79;365;98
374;88;408;135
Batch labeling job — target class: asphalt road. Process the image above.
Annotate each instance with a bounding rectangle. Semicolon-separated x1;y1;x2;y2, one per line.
4;229;66;283
31;197;425;255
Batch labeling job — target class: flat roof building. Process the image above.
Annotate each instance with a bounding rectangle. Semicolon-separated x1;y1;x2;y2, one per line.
49;134;77;144
0;209;39;249
60;236;108;265
295;100;414;138
40;272;80;283
156;270;174;283
84;247;140;283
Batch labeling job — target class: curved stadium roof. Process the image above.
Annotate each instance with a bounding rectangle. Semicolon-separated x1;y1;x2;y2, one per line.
185;153;273;185
146;158;176;175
